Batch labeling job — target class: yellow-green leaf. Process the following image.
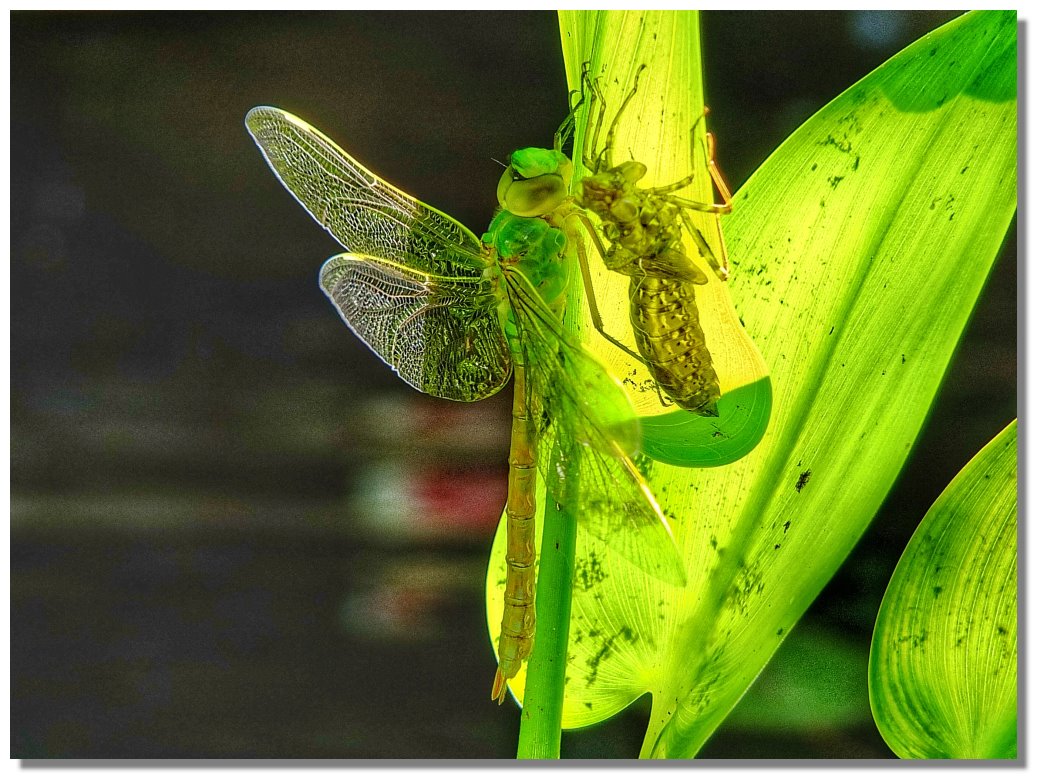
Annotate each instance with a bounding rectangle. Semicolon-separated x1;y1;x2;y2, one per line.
869;420;1017;759
487;9;1016;758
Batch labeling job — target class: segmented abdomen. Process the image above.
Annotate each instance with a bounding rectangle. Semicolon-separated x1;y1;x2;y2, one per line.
629;275;721;415
491;356;537;703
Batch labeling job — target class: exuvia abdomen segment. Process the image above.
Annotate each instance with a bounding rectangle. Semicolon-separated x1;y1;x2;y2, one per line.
629;274;721;415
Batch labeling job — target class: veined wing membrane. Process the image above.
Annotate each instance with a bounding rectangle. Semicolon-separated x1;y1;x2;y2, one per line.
246;106;485;278
504;270;687;586
322;253;511;402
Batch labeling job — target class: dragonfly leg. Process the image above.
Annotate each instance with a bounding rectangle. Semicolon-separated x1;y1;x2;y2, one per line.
602;63;648;171
569;212;651;366
568;206;608;260
554;86;585;154
690;107;734;211
663;189;731;215
643;171;696;196
581;63;609;173
644;110;734;212
702;113;735;213
680;209;729;281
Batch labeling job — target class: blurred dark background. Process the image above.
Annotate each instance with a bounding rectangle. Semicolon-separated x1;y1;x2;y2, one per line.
10;11;1015;759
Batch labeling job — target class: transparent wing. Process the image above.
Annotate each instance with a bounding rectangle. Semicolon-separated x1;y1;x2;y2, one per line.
246;106;486;278
504;270;687;585
322;253;511;402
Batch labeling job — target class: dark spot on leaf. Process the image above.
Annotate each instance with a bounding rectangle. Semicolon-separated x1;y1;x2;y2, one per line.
783;520;791;533
584;626;635;686
818;134;853;154
997;625;1009;636
774;543;780;550
933;586;943;598
574;554;607;592
828;175;845;188
796;470;812;492
829;326;835;335
777;628;785;636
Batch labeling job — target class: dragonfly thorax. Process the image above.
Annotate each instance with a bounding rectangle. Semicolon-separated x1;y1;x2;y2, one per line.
481;211;569;307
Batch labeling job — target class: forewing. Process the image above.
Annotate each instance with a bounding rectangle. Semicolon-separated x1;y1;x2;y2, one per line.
504;270;686;585
246;106;485;278
322;253;511;402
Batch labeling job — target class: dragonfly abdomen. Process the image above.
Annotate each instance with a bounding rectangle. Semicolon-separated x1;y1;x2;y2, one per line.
492;363;538;703
629;275;721;415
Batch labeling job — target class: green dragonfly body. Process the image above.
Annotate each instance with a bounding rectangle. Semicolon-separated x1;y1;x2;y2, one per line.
245;107;684;703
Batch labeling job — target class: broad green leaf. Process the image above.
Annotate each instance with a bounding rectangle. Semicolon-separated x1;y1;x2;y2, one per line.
869;421;1018;759
487;9;1016;758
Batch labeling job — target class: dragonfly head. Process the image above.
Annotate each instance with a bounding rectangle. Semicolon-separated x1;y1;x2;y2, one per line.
497;147;573;218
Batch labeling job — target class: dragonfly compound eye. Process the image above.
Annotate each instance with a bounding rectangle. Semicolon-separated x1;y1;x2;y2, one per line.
497;147;573;218
498;170;568;218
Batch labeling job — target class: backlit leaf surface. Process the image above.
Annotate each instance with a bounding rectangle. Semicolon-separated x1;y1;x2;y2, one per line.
486;10;1016;757
870;421;1017;759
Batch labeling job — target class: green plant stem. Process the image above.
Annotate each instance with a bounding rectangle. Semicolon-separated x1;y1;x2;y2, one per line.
516;448;578;759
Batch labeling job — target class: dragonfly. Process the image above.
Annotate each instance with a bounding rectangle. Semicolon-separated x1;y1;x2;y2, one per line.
245;106;686;704
566;64;735;416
